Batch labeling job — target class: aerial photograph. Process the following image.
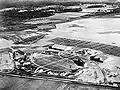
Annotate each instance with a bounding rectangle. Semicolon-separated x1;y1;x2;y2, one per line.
0;0;120;90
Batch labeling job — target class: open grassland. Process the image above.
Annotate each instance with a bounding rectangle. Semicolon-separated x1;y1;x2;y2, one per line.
0;75;117;90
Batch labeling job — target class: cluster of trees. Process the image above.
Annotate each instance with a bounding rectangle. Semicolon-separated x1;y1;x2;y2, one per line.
0;0;119;9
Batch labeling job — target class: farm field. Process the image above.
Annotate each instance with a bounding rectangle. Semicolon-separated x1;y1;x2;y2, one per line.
0;3;120;90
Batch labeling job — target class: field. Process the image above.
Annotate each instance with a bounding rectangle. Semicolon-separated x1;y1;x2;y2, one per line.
0;3;120;90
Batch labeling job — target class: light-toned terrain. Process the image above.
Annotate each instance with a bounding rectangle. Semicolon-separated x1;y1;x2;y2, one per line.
47;16;120;46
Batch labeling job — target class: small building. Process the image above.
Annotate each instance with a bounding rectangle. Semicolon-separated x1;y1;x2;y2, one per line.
44;49;59;55
50;44;73;51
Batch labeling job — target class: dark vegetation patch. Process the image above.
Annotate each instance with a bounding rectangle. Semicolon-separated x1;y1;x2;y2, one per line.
0;1;81;9
37;24;56;32
68;24;85;28
4;24;37;32
0;32;46;44
87;5;104;8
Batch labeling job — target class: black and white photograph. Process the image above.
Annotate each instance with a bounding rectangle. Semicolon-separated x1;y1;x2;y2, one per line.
0;0;120;90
